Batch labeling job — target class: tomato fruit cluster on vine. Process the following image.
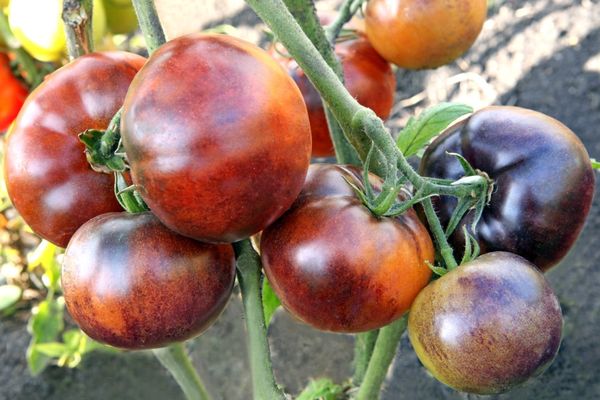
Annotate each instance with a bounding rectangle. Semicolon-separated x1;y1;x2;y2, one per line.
2;0;596;396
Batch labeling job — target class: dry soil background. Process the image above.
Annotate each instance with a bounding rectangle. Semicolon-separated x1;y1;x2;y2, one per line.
1;0;600;399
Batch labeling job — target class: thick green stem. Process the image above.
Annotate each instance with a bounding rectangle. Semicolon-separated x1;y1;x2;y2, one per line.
131;0;166;55
353;330;379;385
422;199;458;269
234;240;286;400
153;343;212;400
62;0;94;59
356;316;407;400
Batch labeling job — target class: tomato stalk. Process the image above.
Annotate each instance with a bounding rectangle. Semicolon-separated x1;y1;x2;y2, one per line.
325;0;364;42
352;329;379;385
62;0;94;59
233;240;287;400
131;0;166;55
153;343;212;400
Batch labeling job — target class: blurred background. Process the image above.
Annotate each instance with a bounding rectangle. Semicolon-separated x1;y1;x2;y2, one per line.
1;0;599;399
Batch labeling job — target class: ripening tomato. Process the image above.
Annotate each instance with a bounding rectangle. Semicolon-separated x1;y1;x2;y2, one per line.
261;164;434;333
420;106;595;271
121;33;311;243
408;252;563;394
62;212;236;349
0;53;28;132
365;0;487;69
4;52;146;247
275;37;396;157
9;0;107;62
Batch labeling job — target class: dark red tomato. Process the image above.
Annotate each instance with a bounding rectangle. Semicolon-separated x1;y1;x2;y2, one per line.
121;33;311;244
408;252;563;394
420;106;595;271
4;52;146;248
261;164;434;333
275;37;396;157
0;53;28;132
62;212;235;349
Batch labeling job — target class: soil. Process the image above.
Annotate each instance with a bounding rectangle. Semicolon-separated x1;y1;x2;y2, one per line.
2;0;600;399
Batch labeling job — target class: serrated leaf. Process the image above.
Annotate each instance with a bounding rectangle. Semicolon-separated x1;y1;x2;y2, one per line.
262;278;281;327
397;103;473;157
0;285;22;311
297;378;345;400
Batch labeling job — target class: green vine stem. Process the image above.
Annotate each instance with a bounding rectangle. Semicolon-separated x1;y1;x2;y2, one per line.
153;343;212;400
234;240;287;400
325;0;363;42
422;199;458;269
355;316;408;400
353;329;379;385
131;0;166;54
62;0;94;59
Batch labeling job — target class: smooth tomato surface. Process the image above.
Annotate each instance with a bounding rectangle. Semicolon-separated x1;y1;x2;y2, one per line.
420;106;595;271
62;212;235;349
408;252;563;394
0;53;28;132
261;164;434;333
4;52;146;247
122;33;311;243
365;0;487;69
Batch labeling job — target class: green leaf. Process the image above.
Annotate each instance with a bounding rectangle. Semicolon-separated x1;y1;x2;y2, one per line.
0;284;22;311
397;103;473;157
591;158;600;170
262;278;281;327
27;241;61;292
297;378;345;400
33;342;68;358
27;298;65;375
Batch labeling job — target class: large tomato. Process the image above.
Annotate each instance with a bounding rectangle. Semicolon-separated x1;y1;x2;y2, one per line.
419;106;595;271
408;252;563;394
275;37;396;157
260;164;434;333
0;53;28;132
62;212;235;349
121;33;311;244
4;52;146;247
365;0;487;69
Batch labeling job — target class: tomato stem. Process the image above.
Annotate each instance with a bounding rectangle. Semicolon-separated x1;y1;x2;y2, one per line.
234;240;287;400
62;0;94;59
325;0;364;42
153;343;212;400
422;199;458;269
353;329;379;385
131;0;166;55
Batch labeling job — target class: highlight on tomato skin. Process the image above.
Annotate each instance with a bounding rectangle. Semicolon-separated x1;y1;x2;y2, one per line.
260;164;434;333
121;33;312;244
4;51;146;248
62;212;236;350
408;252;563;395
0;53;28;132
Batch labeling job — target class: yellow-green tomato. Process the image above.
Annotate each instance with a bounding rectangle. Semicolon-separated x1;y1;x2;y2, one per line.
103;0;138;34
9;0;106;62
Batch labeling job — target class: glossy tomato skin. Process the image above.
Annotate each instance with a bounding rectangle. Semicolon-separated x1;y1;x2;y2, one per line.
0;53;28;132
365;0;487;69
62;212;236;349
280;37;396;157
408;252;563;394
261;164;434;333
122;34;311;244
4;52;146;248
420;106;595;271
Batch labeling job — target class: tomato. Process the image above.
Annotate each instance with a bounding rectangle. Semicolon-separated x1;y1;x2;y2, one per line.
260;164;434;333
275;37;396;157
419;106;595;271
121;33;311;244
4;52;146;248
0;53;28;132
9;0;107;62
365;0;487;69
408;252;562;394
103;0;138;35
62;212;235;349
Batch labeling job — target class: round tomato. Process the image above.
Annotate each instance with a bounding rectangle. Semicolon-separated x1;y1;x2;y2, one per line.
9;0;107;62
121;33;311;244
408;252;562;394
419;106;595;271
260;164;434;333
365;0;487;69
103;0;138;35
0;53;28;132
62;212;235;349
275;37;396;157
4;51;146;248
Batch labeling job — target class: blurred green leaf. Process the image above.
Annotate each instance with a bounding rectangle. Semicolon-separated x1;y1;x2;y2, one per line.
27;297;65;375
297;378;345;400
27;240;61;292
33;342;68;358
0;284;22;311
591;158;600;170
397;103;473;157
262;277;281;327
